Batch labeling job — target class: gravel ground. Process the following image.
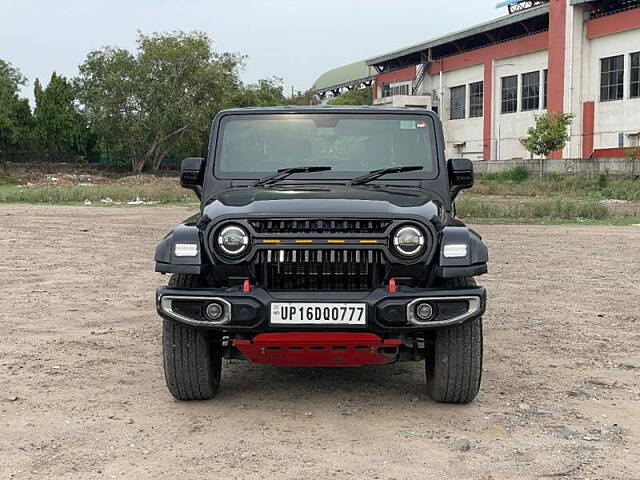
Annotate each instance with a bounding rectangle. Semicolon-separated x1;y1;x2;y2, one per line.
1;205;639;480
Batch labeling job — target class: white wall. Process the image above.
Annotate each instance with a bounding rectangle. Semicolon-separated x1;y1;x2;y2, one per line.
583;29;640;150
438;64;485;160
492;50;548;160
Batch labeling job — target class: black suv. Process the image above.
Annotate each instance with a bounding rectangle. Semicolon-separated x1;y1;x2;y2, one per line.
155;107;488;403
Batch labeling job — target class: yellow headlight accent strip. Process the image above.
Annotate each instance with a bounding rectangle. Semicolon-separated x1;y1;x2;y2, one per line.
359;240;379;244
262;239;281;244
327;239;346;244
294;239;313;244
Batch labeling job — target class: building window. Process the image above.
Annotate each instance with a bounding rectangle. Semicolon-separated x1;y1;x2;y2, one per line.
600;55;624;102
631;52;640;99
391;84;410;96
469;81;484;118
543;69;548;109
521;71;540;111
450;85;466;120
381;84;391;98
501;75;518;114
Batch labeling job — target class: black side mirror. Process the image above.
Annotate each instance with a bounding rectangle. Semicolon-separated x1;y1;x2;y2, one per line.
180;157;205;198
447;158;474;200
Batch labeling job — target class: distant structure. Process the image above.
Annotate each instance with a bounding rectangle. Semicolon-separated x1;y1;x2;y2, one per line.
496;0;548;14
311;0;640;161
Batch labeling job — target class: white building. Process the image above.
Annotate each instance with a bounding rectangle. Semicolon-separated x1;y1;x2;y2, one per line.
313;0;640;161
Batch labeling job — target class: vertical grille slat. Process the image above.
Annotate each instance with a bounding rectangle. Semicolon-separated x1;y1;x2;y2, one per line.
255;248;382;291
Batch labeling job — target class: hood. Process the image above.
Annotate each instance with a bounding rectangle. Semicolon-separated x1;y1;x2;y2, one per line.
202;185;443;220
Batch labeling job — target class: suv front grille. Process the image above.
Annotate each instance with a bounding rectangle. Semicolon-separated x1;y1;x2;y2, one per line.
249;219;392;235
254;249;384;290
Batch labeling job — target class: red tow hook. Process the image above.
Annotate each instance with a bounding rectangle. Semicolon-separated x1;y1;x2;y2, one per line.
243;279;251;292
388;278;397;293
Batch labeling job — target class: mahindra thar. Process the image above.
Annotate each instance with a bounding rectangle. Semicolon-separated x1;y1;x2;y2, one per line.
155;107;488;403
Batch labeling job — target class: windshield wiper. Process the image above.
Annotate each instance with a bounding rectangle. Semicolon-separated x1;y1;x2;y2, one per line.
349;166;423;186
252;166;332;187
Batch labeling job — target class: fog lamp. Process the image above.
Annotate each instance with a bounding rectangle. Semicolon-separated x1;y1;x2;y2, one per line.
205;302;224;321
415;302;434;321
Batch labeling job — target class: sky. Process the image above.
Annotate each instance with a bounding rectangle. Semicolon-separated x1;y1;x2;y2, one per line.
1;0;503;104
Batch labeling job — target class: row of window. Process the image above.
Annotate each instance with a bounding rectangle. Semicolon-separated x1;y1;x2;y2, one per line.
500;70;548;114
450;81;484;119
601;52;640;102
381;83;410;98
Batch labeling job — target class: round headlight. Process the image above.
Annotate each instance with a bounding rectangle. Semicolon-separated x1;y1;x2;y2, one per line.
217;225;249;256
393;225;425;257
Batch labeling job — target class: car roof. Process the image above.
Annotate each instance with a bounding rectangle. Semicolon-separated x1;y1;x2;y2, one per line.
217;105;437;115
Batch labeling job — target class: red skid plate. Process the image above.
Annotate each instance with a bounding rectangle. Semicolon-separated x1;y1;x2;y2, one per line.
233;333;402;367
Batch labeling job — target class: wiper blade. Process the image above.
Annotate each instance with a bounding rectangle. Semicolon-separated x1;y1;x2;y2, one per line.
252;166;332;187
349;166;423;186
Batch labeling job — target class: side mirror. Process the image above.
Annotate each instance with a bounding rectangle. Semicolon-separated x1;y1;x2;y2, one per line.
180;157;205;198
447;158;474;200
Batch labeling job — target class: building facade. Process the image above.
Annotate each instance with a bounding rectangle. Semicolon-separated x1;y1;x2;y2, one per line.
314;0;640;160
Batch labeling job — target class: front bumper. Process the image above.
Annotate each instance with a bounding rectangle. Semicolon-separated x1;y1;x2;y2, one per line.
156;285;486;333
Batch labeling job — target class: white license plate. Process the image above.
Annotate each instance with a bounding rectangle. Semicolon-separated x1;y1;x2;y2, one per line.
270;302;367;325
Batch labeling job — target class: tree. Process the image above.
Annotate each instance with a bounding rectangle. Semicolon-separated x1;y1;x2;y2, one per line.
33;72;89;159
0;59;34;157
522;112;574;158
328;86;373;106
234;77;286;107
287;89;321;106
75;31;244;172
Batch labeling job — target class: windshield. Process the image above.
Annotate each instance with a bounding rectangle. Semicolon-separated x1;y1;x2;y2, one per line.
214;113;438;180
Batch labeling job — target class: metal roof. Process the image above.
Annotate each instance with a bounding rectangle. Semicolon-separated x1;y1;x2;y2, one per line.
311;60;377;93
365;3;549;66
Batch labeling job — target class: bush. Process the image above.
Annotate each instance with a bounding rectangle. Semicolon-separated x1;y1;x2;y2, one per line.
481;166;528;183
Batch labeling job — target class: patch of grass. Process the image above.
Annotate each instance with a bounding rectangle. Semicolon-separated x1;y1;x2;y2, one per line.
0;175;18;186
0;184;195;205
474;172;640;201
481;166;529;183
456;197;610;221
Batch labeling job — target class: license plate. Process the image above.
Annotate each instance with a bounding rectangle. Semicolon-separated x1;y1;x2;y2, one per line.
270;303;367;325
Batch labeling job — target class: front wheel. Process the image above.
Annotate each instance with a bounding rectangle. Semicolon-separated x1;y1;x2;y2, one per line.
162;274;222;401
425;277;483;404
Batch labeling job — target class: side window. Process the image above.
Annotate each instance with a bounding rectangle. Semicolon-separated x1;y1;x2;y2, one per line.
469;81;484;118
450;85;466;120
521;71;540;111
501;75;518;114
631;52;640;99
600;55;624;102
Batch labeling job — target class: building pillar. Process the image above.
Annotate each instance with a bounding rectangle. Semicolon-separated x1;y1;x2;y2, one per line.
483;61;493;160
582;101;595;158
547;0;568;158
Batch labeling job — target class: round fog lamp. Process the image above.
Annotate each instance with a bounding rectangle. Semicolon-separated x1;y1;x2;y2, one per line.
205;302;224;321
415;302;434;321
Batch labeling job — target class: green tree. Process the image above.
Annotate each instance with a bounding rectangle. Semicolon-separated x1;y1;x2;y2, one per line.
0;59;34;157
33;72;89;159
75;31;244;172
328;86;373;106
234;77;286;107
522;112;575;157
287;89;321;106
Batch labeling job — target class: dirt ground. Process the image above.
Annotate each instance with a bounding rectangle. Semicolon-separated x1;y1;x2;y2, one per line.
1;205;639;480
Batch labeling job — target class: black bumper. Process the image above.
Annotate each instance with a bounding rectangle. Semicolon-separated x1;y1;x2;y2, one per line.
156;286;486;334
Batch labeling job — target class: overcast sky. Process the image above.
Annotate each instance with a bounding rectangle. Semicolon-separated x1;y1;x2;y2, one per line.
1;0;503;103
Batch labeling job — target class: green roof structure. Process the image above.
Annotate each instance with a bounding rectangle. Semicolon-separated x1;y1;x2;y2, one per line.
311;60;377;94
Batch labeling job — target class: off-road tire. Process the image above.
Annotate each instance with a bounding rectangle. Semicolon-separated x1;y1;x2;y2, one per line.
425;276;483;404
162;274;222;401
